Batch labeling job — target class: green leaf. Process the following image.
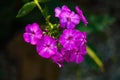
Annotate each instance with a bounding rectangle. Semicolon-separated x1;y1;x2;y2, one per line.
16;1;36;18
38;0;50;3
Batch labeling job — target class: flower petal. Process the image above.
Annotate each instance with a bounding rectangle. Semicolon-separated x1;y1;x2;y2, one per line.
75;6;88;26
55;7;61;17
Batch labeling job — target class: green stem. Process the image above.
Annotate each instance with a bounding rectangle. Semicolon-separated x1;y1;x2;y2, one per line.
46;15;54;29
34;0;42;12
34;0;53;29
87;46;105;72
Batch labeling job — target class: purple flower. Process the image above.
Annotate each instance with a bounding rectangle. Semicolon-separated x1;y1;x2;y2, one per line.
23;22;42;45
61;45;86;64
72;50;84;64
75;6;88;26
59;11;80;28
55;5;71;18
59;29;83;50
55;5;80;29
60;48;75;62
73;45;86;63
51;52;64;67
36;35;58;58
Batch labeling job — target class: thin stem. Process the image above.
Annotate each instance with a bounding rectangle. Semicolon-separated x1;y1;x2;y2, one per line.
87;46;105;72
34;0;54;29
46;15;54;29
34;0;42;12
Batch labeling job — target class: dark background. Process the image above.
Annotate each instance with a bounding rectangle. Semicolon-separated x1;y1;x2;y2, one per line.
0;0;120;80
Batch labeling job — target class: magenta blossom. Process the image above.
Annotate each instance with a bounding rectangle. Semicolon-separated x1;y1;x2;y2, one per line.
72;45;86;64
59;29;84;50
23;23;42;45
75;46;86;63
59;11;80;28
55;5;71;18
55;5;80;29
60;45;86;64
36;35;58;58
51;52;64;67
60;48;75;63
75;6;88;26
71;49;84;64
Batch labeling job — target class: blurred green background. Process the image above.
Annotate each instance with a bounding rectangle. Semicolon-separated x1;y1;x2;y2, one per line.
0;0;120;80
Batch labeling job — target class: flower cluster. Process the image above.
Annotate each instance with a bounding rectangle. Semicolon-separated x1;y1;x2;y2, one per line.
23;5;88;67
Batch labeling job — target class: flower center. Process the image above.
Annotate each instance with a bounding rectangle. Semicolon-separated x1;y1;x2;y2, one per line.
68;36;73;40
67;17;71;21
46;44;50;48
31;31;35;35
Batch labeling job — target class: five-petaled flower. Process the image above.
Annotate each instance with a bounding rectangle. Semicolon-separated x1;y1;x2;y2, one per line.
36;35;58;58
55;5;80;29
59;29;86;50
23;23;42;45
